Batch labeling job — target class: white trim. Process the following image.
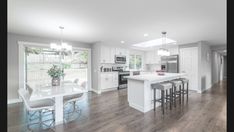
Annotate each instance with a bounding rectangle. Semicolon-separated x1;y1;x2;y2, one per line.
90;88;101;94
129;103;145;113
8;98;22;104
18;43;26;90
18;41;92;91
101;87;117;93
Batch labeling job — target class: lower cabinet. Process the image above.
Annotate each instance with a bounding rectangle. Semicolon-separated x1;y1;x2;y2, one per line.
100;72;118;90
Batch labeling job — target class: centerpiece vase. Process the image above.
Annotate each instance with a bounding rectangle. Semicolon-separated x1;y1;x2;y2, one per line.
52;77;60;86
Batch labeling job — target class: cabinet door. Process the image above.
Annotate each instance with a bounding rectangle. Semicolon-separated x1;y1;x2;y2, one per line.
100;73;108;89
110;47;116;63
100;46;108;63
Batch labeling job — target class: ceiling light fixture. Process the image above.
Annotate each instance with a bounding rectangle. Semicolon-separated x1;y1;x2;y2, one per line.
121;41;125;44
157;31;170;56
144;33;149;37
132;37;176;48
50;26;72;51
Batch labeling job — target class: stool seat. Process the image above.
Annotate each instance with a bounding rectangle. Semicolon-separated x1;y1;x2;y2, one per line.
180;78;189;83
151;82;172;91
170;80;182;86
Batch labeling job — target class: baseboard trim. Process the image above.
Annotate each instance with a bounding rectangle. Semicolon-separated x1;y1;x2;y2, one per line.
8;98;22;104
90;89;101;94
101;87;117;93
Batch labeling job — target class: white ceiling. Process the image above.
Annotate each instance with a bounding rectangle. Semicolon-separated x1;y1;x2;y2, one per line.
8;0;226;47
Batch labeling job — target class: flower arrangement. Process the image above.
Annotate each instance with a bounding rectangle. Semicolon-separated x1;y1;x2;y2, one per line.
47;65;65;78
47;65;65;86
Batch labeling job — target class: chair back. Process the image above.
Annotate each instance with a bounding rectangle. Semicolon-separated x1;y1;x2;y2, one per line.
18;88;32;110
73;78;79;84
81;81;86;89
26;84;33;96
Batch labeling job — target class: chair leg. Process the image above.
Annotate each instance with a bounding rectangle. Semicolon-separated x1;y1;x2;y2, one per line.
174;86;176;107
154;88;156;111
161;90;165;115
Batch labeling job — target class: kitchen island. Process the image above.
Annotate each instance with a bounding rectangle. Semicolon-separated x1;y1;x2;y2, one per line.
125;72;187;113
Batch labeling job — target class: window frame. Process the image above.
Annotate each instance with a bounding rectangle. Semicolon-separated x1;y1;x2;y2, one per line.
18;41;92;91
129;54;143;71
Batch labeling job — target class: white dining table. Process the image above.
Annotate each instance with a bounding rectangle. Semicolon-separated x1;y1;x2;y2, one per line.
28;82;87;125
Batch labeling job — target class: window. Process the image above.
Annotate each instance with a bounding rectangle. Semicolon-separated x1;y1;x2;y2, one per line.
25;46;89;89
129;54;143;70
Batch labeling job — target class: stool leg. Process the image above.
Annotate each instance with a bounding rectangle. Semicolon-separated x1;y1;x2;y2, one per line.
166;90;168;108
187;82;189;102
161;90;165;115
174;86;176;107
154;88;156;111
179;85;181;105
170;88;172;110
182;83;185;103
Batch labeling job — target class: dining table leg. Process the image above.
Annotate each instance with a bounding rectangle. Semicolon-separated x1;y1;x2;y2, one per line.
55;96;63;125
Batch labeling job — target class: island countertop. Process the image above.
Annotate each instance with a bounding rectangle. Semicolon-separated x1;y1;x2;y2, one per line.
125;72;187;82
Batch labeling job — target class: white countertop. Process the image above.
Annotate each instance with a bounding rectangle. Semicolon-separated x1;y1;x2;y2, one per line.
125;72;187;82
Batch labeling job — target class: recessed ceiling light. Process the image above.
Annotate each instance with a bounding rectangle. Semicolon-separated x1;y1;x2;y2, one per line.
121;41;125;44
132;38;176;48
144;34;149;37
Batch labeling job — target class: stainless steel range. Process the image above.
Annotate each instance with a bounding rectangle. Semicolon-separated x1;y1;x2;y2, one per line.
112;66;130;89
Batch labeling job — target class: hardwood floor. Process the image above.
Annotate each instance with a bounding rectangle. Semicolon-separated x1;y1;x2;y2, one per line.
8;81;226;132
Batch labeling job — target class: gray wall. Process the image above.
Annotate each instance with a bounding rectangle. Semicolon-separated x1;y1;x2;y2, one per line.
7;33;92;101
211;51;222;84
199;42;212;92
91;43;101;92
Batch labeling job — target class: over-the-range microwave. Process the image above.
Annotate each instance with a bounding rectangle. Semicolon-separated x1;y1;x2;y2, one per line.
115;55;126;64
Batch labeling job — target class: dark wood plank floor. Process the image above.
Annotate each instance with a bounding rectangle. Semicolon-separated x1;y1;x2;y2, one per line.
8;80;226;132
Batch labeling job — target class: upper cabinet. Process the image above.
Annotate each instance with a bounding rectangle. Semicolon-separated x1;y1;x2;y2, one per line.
168;46;179;55
115;48;128;56
100;46;115;63
100;46;129;64
145;49;161;64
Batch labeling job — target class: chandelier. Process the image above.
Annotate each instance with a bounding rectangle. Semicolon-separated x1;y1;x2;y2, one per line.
157;31;170;56
50;26;72;51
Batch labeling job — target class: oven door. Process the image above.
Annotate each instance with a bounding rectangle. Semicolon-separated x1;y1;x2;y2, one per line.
115;55;126;64
119;74;128;84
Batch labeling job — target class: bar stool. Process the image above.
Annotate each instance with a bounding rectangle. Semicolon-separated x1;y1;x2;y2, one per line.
169;79;183;107
177;78;189;102
151;82;173;114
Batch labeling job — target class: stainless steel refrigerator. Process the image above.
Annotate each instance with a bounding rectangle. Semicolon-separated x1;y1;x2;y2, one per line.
161;55;179;73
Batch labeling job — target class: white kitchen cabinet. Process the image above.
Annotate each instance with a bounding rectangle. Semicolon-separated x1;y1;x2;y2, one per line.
168;46;179;55
100;46;115;63
100;72;118;90
115;48;128;56
145;50;160;64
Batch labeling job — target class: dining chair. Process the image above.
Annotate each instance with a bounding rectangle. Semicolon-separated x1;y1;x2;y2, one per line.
63;80;85;122
19;86;55;131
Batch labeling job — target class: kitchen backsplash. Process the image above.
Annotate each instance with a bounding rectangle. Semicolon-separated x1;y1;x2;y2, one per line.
145;64;161;72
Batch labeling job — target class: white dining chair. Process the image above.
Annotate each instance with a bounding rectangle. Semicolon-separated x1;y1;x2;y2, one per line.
19;86;55;131
63;80;85;122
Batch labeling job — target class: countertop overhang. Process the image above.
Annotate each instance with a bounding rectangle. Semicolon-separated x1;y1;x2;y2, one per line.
125;73;187;82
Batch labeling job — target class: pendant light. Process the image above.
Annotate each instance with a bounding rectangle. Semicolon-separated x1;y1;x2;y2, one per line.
50;26;72;51
157;31;170;56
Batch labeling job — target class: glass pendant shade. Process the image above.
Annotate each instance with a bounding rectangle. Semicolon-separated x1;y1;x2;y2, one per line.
50;27;72;51
157;31;170;56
